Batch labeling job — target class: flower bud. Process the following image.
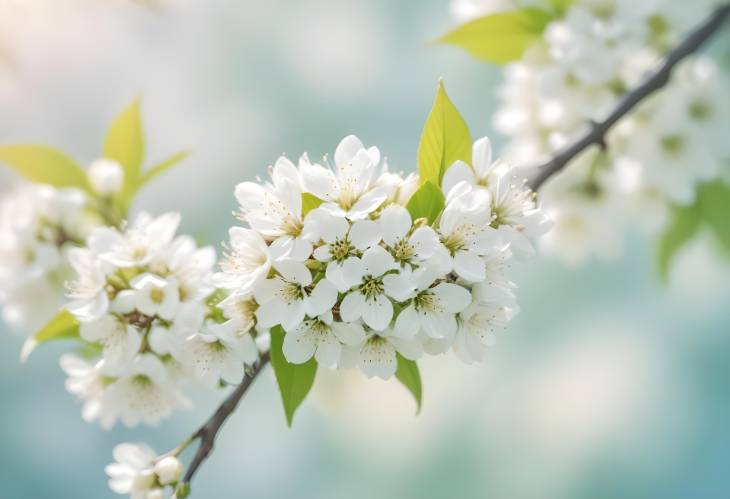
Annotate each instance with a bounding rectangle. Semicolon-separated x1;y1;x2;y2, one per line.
154;456;183;485
88;158;124;197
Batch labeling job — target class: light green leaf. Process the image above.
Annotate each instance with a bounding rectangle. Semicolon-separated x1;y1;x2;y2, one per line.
656;204;701;281
418;80;472;187
21;310;80;362
698;180;730;252
395;354;422;414
437;8;553;64
104;98;145;204
406;180;445;225
269;325;318;427
301;192;324;217
0;145;90;191
139;151;190;186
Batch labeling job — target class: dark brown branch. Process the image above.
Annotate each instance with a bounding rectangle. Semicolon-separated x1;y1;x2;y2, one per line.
528;3;730;191
181;351;270;487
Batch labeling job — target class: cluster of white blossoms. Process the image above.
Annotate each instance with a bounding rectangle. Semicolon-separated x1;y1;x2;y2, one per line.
486;0;730;264
61;210;262;429
216;135;549;379
0;159;129;330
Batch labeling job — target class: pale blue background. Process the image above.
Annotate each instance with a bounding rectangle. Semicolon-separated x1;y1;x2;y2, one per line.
1;1;729;498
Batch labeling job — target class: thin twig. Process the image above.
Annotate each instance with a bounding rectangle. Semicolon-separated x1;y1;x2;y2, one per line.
528;3;730;191
181;351;270;486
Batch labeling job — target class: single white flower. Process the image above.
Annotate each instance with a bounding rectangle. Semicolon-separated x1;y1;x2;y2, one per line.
65;247;110;322
60;354;113;428
88;158;124;197
282;311;366;366
254;260;337;332
438;182;497;282
394;275;471;339
452;300;518;364
105;442;160;499
88;212;181;268
180;323;257;387
341;327;423;380
378;204;442;267
131;273;181;321
442;137;551;258
299;135;391;219
100;354;189;428
80;314;141;375
308;208;382;292
339;245;413;331
235;156;313;260
216;227;278;293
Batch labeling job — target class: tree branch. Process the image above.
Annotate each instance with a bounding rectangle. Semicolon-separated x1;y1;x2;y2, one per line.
180;351;270;487
528;3;730;191
168;6;730;496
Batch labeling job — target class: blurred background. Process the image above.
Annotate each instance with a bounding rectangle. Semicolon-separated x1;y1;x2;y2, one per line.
1;1;729;498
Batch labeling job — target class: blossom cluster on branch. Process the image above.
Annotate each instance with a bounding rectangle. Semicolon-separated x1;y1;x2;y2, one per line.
215;134;547;378
445;0;730;266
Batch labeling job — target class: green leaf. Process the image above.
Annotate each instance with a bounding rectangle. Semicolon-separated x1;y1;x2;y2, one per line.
269;326;318;426
698;180;730;252
301;192;324;217
0;145;90;191
20;310;80;362
418;80;472;187
406;180;445;225
139;151;190;186
104;98;145;204
656;204;701;281
437;8;553;64
395;354;422;414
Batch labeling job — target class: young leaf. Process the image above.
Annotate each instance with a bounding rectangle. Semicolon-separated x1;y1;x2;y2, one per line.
20;310;80;362
301;192;324;217
437;8;553;64
406;180;445;225
418;80;472;187
269;326;318;426
698;180;730;253
0;145;90;191
395;354;422;414
139;151;190;186
656;204;701;281
104;98;145;203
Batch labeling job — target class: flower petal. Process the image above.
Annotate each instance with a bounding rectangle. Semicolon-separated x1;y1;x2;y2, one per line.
340;291;365;323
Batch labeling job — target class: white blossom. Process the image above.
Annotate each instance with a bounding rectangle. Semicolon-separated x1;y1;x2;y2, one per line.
282;311;365;366
299;135;393;220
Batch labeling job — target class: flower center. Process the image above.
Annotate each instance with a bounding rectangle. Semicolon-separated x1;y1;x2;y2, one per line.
329;238;354;262
393;239;415;262
442;223;477;255
413;291;442;313
277;280;304;303
361;275;384;299
150;288;165;304
236;298;257;321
